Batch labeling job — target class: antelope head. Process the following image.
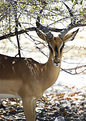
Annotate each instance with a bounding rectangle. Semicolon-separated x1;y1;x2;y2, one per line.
36;2;79;66
36;21;79;66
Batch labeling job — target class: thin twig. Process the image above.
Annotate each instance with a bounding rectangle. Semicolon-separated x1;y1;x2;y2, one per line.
13;1;21;57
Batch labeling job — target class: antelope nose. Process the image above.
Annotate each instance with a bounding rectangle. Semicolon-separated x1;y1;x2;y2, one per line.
54;58;61;66
54;62;61;66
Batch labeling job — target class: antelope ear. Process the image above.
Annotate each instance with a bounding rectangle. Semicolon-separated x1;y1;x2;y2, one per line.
63;29;79;43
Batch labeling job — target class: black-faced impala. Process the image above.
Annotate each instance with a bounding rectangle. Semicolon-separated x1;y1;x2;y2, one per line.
0;2;81;121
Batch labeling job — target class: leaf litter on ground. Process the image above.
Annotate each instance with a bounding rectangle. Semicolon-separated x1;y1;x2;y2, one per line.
0;86;86;121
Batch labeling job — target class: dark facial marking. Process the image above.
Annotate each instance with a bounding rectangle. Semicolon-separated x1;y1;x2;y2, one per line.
55;46;58;58
48;44;53;53
60;43;64;52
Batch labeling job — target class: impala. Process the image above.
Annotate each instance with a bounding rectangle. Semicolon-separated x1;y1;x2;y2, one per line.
0;2;80;121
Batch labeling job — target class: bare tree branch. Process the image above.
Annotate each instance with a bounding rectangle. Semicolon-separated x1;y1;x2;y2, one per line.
0;27;64;41
0;27;36;40
61;64;86;75
13;1;21;57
